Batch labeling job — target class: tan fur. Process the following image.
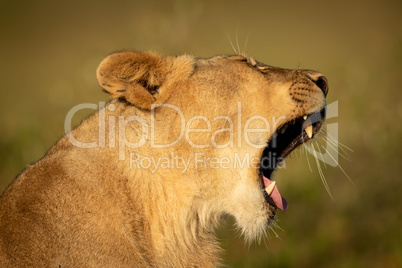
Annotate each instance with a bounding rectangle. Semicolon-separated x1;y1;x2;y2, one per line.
0;51;327;267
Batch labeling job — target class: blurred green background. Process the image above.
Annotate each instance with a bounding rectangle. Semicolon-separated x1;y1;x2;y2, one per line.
0;0;401;267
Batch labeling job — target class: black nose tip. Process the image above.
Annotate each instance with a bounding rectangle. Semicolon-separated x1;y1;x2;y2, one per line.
314;76;329;96
306;72;329;96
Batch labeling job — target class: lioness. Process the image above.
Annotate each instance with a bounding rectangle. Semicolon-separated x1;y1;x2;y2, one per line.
0;51;328;267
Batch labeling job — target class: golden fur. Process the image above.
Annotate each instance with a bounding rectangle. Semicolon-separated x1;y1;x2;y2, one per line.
0;51;327;267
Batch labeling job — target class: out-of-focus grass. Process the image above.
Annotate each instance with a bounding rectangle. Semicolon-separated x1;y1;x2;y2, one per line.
0;0;401;267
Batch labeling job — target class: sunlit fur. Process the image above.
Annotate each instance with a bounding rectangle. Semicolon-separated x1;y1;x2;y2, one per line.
0;51;326;267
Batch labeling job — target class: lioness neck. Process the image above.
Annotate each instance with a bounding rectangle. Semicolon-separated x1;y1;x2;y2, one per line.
116;166;222;267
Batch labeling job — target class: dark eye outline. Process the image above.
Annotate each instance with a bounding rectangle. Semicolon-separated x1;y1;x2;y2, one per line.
229;55;272;74
247;59;272;74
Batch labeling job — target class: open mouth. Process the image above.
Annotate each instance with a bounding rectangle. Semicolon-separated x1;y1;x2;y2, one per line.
260;107;327;212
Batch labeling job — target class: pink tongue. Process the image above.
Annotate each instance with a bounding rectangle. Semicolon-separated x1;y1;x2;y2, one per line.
262;176;288;211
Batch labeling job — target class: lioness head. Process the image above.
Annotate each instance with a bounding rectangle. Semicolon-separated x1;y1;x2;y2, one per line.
97;51;328;241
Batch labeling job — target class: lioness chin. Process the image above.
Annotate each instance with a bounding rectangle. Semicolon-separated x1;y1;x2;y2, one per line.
0;51;328;267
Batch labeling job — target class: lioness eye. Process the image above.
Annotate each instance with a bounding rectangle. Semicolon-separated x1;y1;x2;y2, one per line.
247;57;257;67
257;65;269;71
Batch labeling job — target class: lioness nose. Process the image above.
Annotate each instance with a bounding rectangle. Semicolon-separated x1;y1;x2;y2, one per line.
307;73;329;97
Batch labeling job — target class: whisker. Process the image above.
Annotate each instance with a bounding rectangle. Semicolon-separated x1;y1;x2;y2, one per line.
243;33;249;56
310;137;325;153
272;220;284;233
327;139;352;160
269;226;281;240
312;138;325;149
312;140;328;169
235;26;241;56
322;130;354;152
318;143;355;185
263;234;271;251
303;146;313;172
318;131;352;160
323;136;352;161
312;143;334;200
266;226;272;241
225;32;238;55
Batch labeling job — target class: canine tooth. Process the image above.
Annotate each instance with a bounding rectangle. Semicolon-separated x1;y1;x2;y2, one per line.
304;124;313;138
265;181;276;195
280;125;287;134
303;115;308;120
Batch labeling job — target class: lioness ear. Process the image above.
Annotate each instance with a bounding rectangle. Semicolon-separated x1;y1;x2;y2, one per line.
97;50;193;110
